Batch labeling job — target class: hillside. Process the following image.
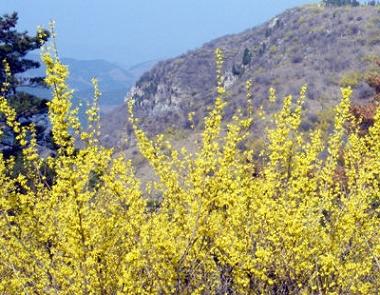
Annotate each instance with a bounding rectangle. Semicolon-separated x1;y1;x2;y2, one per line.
102;4;380;149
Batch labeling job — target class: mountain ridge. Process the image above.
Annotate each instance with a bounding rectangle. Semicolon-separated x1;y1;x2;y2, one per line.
101;4;380;149
22;55;156;110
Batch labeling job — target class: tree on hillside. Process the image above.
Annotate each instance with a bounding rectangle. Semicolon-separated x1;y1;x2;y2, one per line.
349;59;380;135
322;0;360;6
0;12;49;96
242;48;252;66
366;60;380;101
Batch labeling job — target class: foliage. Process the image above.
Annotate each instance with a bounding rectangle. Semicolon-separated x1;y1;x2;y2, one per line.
232;63;242;76
322;0;360;6
367;0;380;5
6;92;48;115
242;48;252;66
366;59;380;100
0;12;49;96
340;71;362;87
1;45;380;294
349;57;380;135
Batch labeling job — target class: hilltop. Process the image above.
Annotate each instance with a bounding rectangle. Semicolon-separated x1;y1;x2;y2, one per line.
102;4;380;150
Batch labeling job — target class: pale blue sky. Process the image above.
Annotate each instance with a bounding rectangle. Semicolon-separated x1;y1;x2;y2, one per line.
2;0;317;66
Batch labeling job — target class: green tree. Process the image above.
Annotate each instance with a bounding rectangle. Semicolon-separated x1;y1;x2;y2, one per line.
368;0;379;5
242;48;252;66
322;0;360;6
0;12;49;96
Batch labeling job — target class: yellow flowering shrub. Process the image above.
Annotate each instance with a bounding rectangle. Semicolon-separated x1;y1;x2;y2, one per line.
0;46;380;294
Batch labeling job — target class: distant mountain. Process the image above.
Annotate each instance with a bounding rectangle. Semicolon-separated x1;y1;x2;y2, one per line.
21;55;156;110
126;60;159;80
102;4;380;149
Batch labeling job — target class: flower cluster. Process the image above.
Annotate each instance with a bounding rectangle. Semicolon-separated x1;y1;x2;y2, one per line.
0;47;379;294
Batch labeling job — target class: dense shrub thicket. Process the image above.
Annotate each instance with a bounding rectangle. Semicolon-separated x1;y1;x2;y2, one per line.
1;47;380;294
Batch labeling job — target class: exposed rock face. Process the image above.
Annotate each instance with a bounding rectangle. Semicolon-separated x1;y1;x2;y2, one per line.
102;5;380;149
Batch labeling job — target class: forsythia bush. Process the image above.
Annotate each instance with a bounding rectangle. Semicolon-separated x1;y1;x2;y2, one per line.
1;47;380;294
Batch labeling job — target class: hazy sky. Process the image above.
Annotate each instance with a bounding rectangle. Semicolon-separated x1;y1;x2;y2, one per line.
2;0;316;66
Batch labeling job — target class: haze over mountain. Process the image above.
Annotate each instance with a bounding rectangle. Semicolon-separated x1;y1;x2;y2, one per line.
101;4;380;151
23;55;156;110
